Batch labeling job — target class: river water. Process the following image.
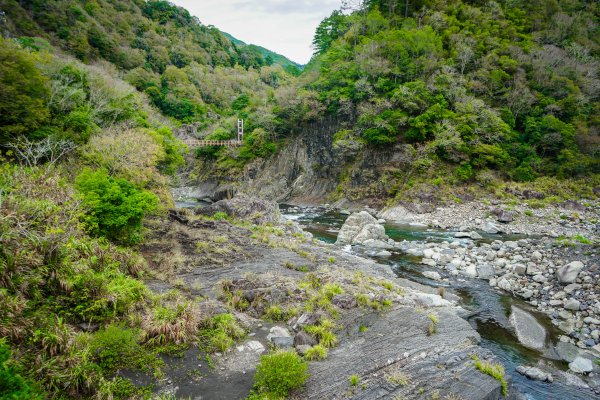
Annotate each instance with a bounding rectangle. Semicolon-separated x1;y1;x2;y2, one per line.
280;204;597;400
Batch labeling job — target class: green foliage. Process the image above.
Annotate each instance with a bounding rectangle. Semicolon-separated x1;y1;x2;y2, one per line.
471;355;507;396
88;325;156;374
75;169;159;243
0;38;49;144
198;314;246;353
349;374;360;387
304;344;328;361
251;350;309;398
151;127;186;175
0;339;44;399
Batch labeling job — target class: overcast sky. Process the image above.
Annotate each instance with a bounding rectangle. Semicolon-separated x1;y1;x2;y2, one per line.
172;0;341;64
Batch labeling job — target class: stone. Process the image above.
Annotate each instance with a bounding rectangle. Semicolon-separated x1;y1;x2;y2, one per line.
521;290;533;299
564;299;581;311
532;274;547;283
455;232;472;238
470;231;483;240
482;222;500;234
413;293;452;307
508;306;547;350
423;248;436;259
332;294;358;309
584;317;600;325
292;313;322;331
531;251;543;261
557;261;584;284
335;211;390;247
555;341;580;363
78;322;100;332
196;194;281;225
421;258;437;267
558;310;572;320
497;210;514;223
243;340;266;354
294;331;318;347
295;344;311;356
463;263;477;277
515;365;553;382
512;264;527;275
569;356;593;374
422;271;442;281
476;264;495;280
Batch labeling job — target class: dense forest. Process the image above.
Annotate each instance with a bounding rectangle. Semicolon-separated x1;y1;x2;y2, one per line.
0;0;598;399
300;0;599;199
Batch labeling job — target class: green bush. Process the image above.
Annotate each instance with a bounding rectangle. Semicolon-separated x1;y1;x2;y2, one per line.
251;350;309;398
0;339;44;399
89;325;145;373
75;169;159;244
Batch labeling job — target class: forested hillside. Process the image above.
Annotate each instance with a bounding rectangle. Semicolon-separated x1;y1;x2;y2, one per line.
0;1;299;398
296;0;599;201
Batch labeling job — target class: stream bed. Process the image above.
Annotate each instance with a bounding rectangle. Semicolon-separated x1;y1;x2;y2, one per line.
280;204;597;400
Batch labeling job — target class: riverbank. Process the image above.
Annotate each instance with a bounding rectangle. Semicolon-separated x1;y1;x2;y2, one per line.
139;196;506;399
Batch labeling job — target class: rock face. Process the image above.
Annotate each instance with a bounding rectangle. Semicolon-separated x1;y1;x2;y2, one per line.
335;211;390;248
557;261;584;284
196;194;281;224
508;306;547;350
299;308;504;400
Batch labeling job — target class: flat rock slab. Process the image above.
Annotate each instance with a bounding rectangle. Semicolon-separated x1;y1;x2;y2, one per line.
508;306;547;350
295;307;503;400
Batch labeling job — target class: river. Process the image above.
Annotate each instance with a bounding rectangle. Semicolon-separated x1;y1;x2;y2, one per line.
279;204;597;400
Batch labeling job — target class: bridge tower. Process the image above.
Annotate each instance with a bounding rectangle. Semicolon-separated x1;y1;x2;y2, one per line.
237;119;244;143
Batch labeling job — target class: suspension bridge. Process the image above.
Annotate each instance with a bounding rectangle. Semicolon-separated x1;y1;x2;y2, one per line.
182;119;244;148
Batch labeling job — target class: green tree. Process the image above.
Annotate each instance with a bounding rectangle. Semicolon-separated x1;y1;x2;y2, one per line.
0;38;49;144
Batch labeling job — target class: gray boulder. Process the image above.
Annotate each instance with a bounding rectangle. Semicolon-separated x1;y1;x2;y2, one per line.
569;356;594;374
497;210;514;223
423;271;442;281
516;365;553;382
294;331;317;347
508;306;547;350
476;264;495;280
336;211;391;247
482;222;501;234
267;326;292;348
555;341;580;362
557;261;584;284
564;299;581;311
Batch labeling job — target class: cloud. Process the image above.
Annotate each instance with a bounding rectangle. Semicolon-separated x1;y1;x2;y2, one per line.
172;0;341;64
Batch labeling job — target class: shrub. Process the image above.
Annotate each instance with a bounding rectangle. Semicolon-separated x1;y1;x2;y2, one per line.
75;168;159;243
198;313;246;353
304;344;328;361
0;339;44;399
89;325;148;373
252;350;309;398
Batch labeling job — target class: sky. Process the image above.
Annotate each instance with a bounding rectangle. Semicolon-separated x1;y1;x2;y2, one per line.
172;0;342;65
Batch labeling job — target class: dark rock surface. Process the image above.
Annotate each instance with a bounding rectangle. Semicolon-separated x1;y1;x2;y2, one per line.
195;193;281;224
